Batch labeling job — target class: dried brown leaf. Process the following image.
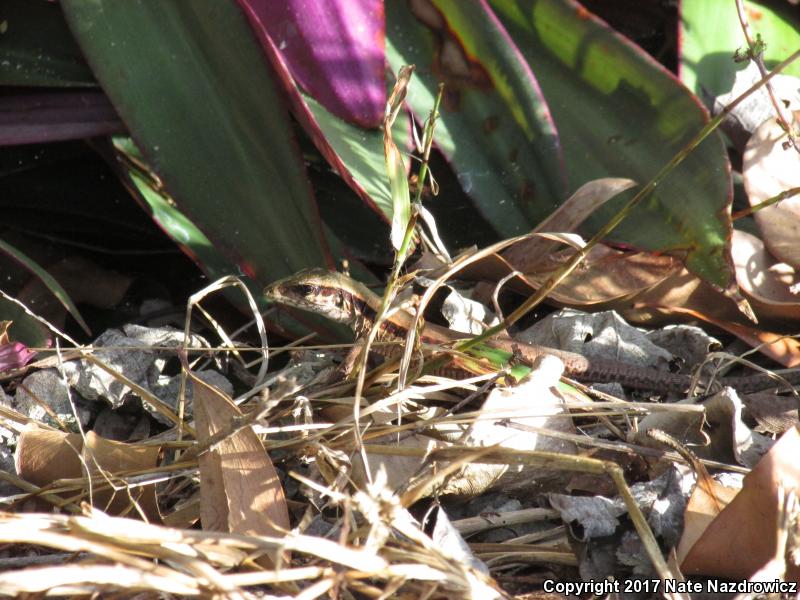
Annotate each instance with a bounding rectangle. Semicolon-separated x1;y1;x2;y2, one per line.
189;367;290;567
82;431;160;521
534;248;679;306
462;246;678;307
15;426;83;488
504;177;637;270
680;425;800;580
674;476;738;568
743;115;800;266
638;303;800;368
16;427;161;520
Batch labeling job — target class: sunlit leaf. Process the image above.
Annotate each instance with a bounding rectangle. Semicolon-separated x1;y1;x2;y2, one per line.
304;93;410;224
490;0;733;289
236;0;386;128
680;0;800;98
386;0;567;237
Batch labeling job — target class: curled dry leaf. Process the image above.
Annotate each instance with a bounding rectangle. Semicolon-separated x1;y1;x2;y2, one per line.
456;178;679;306
637;388;775;469
504;178;638;270
696;389;773;468
15;427;83;491
635;303;800;368
462;242;680;308
674;476;739;571
620;264;755;327
523;247;680;307
732;228;800;323
679;425;800;581
743;115;800;267
500;178;681;305
82;431;161;520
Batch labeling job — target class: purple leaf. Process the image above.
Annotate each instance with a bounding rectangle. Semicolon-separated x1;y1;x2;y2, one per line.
0;342;35;373
237;0;386;128
0;90;124;146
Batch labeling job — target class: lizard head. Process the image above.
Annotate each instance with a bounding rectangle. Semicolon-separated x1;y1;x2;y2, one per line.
264;268;372;327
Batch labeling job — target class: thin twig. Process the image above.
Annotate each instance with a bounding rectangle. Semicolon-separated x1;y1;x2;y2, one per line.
732;185;800;220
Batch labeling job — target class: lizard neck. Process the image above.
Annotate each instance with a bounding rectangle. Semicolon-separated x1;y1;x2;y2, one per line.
337;280;421;343
345;284;381;336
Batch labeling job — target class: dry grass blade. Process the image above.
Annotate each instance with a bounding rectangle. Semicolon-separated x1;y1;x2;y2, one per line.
0;509;397;596
0;563;202;596
364;443;683;594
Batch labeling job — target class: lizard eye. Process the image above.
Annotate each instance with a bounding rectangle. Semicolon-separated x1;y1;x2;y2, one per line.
295;284;315;299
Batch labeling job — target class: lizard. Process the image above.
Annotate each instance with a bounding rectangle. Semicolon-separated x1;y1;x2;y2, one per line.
264;268;800;394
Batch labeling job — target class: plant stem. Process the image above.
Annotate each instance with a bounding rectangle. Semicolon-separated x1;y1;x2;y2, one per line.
734;0;799;154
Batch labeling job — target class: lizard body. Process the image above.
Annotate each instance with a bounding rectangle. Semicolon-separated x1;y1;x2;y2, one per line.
264;269;799;393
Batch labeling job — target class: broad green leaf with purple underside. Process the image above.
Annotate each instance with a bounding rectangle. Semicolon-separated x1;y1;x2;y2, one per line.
238;2;408;227
0;0;94;87
680;0;800;98
0;91;123;146
60;2;331;285
235;0;386;128
0;237;90;335
490;0;733;290
385;0;566;238
303;93;412;222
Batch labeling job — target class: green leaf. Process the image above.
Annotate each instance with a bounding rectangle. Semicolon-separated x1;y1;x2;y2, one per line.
115;137;367;342
490;0;733;289
384;66;414;251
113;137;234;282
386;0;567;238
60;2;331;285
303;93;411;224
386;139;411;251
0;237;90;335
0;0;95;87
680;0;800;98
